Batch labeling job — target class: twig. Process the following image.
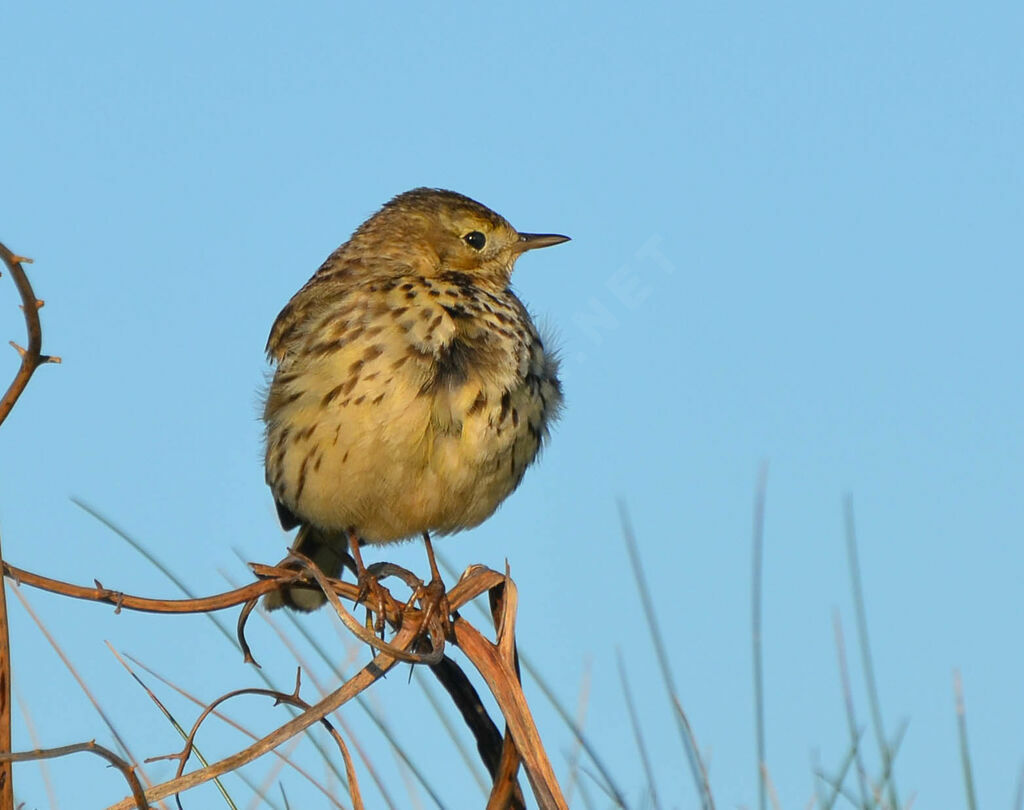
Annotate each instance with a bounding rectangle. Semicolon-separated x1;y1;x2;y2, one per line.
452;574;567;810
0;240;61;807
106;621;420;810
113;563;499;809
124;654;346;809
104;643;236;809
0;532;11;808
155;669;364;810
0;242;61;427
78;511;362;805
485;724;524;810
439;551;629;807
244;735;301;810
289;552;443;665
485;577;527;810
520;659;626;806
7;521;553;810
2;560;348;615
104;565;512;806
10;584;153;792
0;741;148;808
235;551;446;809
241;590;396;808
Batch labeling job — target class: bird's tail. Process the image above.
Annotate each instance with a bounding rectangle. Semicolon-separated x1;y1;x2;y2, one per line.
264;525;349;612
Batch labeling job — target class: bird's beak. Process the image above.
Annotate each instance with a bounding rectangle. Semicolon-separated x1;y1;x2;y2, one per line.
514;232;571;254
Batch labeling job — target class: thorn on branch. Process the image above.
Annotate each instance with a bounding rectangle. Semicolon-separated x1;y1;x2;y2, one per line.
1;241;58;427
144;751;183;765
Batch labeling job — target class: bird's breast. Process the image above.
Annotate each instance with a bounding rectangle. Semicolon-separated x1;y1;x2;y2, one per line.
263;276;560;540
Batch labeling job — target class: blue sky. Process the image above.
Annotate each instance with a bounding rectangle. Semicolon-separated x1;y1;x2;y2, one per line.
2;1;1022;807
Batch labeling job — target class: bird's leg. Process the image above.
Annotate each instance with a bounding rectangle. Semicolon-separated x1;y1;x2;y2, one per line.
412;531;451;637
348;528;388;635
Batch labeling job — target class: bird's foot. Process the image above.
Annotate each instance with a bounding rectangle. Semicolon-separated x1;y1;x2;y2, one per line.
405;574;452;640
355;570;391;637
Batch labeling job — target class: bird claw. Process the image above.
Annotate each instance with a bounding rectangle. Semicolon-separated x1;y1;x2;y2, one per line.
406;575;452;640
355;570;390;637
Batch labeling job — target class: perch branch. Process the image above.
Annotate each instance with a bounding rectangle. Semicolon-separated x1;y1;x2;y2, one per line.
2;561;355;614
453;573;567;810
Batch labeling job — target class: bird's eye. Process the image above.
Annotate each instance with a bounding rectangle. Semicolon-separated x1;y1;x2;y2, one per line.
463;231;486;250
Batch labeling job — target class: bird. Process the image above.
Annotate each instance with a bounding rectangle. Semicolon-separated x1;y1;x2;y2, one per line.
262;188;568;613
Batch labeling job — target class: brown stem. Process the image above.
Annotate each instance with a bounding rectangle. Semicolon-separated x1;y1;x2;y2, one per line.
104;621;419;810
0;533;10;810
2;560;358;614
157;669;364;809
0;741;148;809
0;242;60;427
0;241;61;808
453;577;567;810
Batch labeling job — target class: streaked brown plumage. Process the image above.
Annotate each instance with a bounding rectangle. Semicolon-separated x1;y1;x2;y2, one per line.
263;188;568;610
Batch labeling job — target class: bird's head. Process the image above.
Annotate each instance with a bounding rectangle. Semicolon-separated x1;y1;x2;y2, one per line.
348;188;569;285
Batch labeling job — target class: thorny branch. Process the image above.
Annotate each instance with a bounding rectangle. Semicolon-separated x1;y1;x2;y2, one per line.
0;242;569;809
3;561;355;615
0;740;149;809
289;551;446;666
151;669;364;810
0;242;60;427
0;533;10;809
4;552;565;808
0;240;61;810
106;620;421;810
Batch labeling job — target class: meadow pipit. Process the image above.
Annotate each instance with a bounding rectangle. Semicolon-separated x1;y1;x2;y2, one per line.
263;188;568;611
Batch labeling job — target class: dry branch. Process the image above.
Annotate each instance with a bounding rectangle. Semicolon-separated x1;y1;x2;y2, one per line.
454;575;568;810
3;561;349;615
4;546;565;808
0;242;60;427
0;741;148;808
0;242;568;810
106;620;420;810
1;240;61;809
0;533;10;810
154;669;364;810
